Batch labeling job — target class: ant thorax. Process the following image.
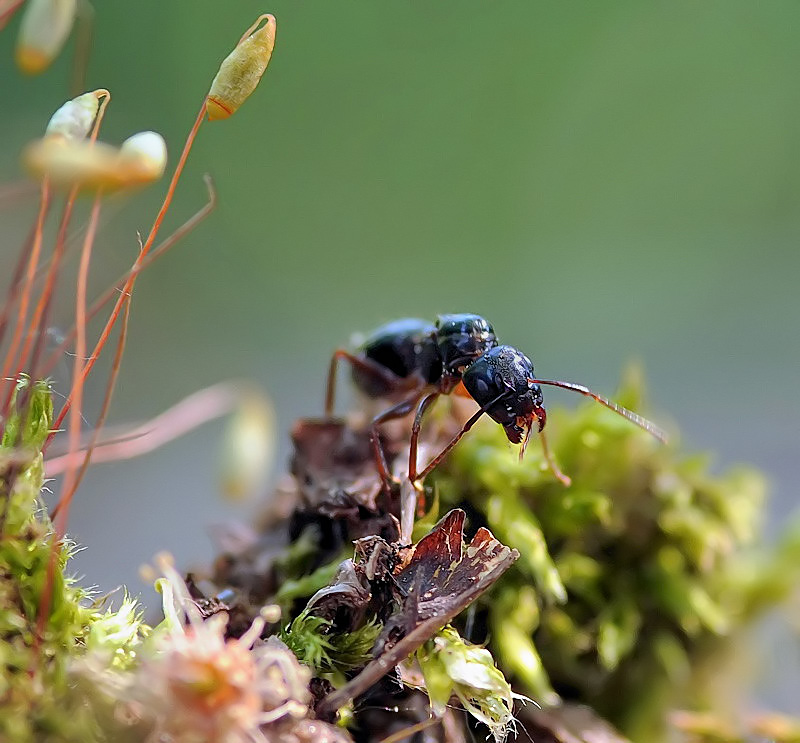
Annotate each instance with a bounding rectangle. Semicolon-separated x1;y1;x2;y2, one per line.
434;313;497;376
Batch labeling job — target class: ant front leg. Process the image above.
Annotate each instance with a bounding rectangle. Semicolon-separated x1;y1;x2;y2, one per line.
324;349;405;417
414;391;510;484
370;392;425;493
538;428;572;487
408;392;440;515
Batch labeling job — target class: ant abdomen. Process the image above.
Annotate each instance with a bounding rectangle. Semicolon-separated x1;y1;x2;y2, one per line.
353;318;440;398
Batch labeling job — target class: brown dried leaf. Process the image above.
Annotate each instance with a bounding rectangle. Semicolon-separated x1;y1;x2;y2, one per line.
317;509;518;718
291;419;383;514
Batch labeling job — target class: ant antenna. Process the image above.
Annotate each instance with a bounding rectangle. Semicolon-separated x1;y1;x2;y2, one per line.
530;378;667;444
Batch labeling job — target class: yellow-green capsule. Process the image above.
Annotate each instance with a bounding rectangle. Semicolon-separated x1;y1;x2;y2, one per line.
15;0;77;75
117;131;168;184
218;389;275;502
207;14;276;121
23;130;167;192
45;91;105;141
23;137;117;190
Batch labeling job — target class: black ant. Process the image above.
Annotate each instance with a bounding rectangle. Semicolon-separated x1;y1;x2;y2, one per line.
325;314;665;491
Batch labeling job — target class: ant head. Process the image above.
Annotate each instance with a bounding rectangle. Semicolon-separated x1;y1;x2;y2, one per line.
461;345;546;445
435;313;497;377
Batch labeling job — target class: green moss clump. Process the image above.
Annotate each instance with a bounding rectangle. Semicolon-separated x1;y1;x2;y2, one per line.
414;625;516;742
280;608;382;684
0;379;150;743
0;380;93;741
431;368;783;739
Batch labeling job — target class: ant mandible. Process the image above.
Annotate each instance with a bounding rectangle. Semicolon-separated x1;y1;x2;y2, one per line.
324;314;666;491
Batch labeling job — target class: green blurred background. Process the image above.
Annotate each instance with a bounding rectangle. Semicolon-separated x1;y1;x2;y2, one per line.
2;0;799;715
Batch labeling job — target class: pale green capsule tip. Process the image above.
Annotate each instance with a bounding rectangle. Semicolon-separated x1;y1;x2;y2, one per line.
45;91;102;141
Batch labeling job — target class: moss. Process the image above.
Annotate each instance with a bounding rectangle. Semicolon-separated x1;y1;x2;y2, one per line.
0;379;148;742
431;367;781;739
414;625;516;742
280;608;382;682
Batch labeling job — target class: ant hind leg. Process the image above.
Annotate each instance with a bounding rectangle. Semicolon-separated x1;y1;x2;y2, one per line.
324;349;406;417
369;392;425;494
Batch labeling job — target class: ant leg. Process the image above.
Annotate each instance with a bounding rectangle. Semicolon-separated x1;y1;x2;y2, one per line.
324;349;345;417
370;391;425;492
324;349;405;417
408;391;440;516
539;429;572;487
414;391;509;483
408;392;440;483
414;408;485;483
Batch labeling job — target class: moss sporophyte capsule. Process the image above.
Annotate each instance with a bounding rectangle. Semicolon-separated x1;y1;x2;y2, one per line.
207;14;276;121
